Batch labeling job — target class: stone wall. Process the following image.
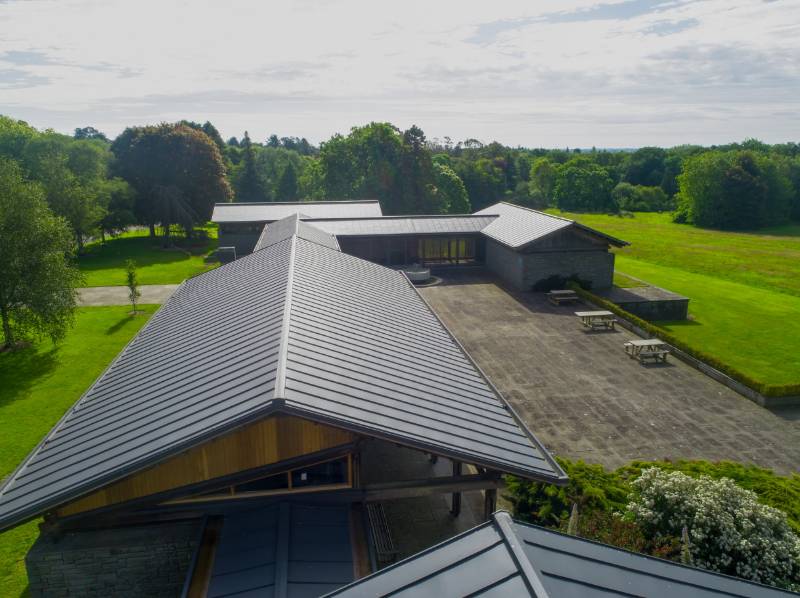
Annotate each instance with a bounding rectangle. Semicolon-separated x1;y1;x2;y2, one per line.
27;519;202;598
485;239;615;291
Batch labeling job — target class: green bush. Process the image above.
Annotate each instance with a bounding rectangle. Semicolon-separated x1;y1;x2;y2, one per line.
506;458;800;533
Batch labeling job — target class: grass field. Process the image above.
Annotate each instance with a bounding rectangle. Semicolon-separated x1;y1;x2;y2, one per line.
554;211;800;388
77;226;219;287
0;306;155;596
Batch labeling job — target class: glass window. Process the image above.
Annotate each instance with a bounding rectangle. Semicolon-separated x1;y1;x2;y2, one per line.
234;472;289;493
291;458;348;488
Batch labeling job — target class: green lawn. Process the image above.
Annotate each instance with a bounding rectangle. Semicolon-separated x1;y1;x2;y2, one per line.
77;226;219;287
553;211;800;297
0;306;156;596
553;211;800;388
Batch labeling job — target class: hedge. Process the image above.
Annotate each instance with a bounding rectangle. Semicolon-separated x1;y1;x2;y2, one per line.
566;282;800;398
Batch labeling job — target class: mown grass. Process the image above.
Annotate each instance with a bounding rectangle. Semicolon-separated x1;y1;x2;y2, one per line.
553;211;800;297
553;211;800;388
77;225;219;287
0;306;156;596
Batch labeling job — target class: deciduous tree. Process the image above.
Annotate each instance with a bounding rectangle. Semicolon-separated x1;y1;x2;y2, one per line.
0;159;81;349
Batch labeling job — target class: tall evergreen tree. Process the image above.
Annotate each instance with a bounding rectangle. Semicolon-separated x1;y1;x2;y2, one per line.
276;162;299;201
236;131;266;202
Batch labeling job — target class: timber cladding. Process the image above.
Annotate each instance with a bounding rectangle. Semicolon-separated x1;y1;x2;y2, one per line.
56;415;354;517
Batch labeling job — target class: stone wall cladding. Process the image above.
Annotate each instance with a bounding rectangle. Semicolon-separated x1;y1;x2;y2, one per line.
486;238;615;291
26;519;202;598
485;240;524;289
521;251;615;290
616;298;689;321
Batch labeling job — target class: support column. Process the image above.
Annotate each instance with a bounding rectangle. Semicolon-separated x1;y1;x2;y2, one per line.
450;462;462;516
483;488;497;521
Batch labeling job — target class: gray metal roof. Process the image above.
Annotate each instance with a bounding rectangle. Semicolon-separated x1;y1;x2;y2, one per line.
205;502;353;598
253;214;340;252
475;202;628;249
212;200;383;223
0;228;565;532
305;215;497;237
326;511;797;597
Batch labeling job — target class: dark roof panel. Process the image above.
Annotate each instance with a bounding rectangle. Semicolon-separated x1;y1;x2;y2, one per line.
0;228;564;531
475;202;627;249
207;503;353;598
212;200;383;223
327;512;795;598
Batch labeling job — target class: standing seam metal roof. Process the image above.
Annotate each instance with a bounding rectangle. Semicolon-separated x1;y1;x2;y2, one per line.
325;511;797;597
0;216;565;532
303;215;497;237
253;213;340;252
212;200;383;223
475;202;627;249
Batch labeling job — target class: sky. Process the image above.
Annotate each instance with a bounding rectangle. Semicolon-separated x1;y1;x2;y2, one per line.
1;0;798;148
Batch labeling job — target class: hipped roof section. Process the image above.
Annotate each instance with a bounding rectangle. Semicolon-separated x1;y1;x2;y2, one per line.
475;202;628;250
327;511;795;598
0;216;565;532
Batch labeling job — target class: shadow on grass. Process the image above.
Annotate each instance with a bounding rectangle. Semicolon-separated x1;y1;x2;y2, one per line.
105;312;141;336
0;346;58;409
78;233;217;274
658;318;704;328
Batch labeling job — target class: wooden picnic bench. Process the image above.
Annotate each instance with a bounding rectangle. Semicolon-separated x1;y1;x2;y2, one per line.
366;502;398;565
547;289;579;306
625;338;670;363
575;310;616;330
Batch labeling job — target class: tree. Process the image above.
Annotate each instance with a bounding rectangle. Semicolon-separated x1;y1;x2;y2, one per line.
73;126;108;142
553;162;616;212
623;147;666;187
0;159;81;349
530;157;557;205
398;125;437;214
612;183;671;212
111;123;232;237
432;162;470;213
234;131;267;202
276;161;299;201
676;150;791;229
98;178;137;241
125;259;141;313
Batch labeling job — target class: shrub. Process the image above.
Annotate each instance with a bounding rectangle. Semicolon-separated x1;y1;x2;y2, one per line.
628;468;800;589
505;459;628;526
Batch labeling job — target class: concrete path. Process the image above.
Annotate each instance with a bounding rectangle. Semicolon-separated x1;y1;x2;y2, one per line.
421;271;800;476
78;284;179;306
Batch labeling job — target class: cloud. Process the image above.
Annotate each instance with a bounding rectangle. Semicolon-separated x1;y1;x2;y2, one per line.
0;0;798;146
0;68;48;88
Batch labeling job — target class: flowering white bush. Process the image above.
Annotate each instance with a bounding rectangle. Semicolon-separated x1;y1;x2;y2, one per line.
627;468;800;590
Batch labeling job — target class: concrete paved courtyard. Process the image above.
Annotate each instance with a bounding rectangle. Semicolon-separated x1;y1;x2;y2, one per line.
421;271;800;476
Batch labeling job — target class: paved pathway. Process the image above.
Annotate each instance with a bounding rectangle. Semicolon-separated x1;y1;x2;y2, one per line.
421;271;800;475
78;284;179;306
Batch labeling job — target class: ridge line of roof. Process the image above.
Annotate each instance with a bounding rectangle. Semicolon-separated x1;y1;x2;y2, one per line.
495;201;575;224
213;200;380;207
493;511;551;597
0;280;188;501
303;214;499;222
273;235;297;400
406;278;568;484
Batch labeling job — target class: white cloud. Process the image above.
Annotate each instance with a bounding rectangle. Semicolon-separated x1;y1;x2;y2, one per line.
0;0;798;146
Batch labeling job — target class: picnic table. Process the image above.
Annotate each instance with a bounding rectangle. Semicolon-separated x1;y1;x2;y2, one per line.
547;289;579;306
575;310;616;330
624;338;670;363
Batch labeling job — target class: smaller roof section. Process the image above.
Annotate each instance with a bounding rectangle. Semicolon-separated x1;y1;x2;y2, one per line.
253;214;340;252
212;200;383;223
306;215;497;237
327;511;795;598
475;202;628;250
